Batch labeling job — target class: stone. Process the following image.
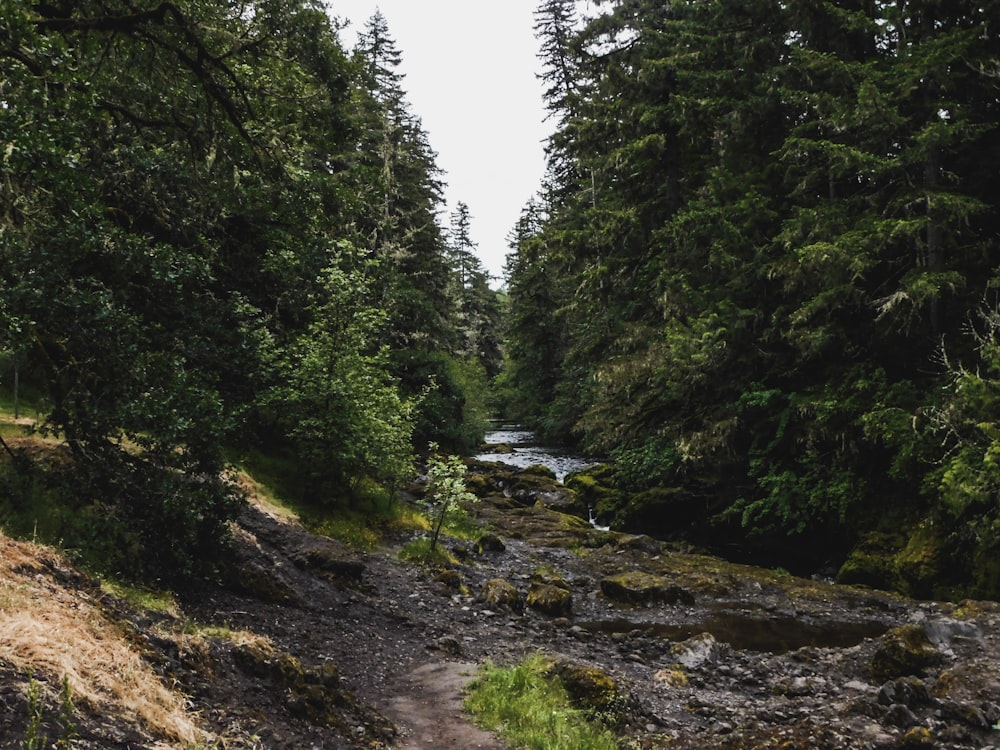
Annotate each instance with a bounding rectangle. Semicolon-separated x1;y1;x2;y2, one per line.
479;578;523;613
877;676;931;708
550;660;620;712
871;624;943;682
527;583;572;617
475;533;506;554
600;571;695;606
669;633;720;670
898;726;935;749
884;703;919;728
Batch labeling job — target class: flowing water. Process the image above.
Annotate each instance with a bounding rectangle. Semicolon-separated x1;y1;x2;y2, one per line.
473;423;600;482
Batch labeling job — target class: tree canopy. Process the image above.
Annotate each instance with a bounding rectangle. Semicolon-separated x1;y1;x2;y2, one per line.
505;0;1000;591
0;0;495;579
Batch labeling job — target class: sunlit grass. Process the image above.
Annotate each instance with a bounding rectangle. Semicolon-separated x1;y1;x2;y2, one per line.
100;581;180;618
398;537;458;566
464;654;618;750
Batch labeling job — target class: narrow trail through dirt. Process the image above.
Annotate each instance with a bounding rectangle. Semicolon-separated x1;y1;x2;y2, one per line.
383;661;507;750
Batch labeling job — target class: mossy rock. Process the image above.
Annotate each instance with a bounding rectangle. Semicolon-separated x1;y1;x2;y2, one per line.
521;464;557;480
550;660;619;713
564;465;625;518
895;522;948;598
475;533;506;553
434;569;464;590
600;571;694;606
527;583;572;617
479;578;523;613
837;530;906;591
230;560;299;605
899;726;935;749
871;624;944;682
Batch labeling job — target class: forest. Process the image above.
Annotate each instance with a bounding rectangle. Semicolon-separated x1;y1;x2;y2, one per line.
2;0;1000;599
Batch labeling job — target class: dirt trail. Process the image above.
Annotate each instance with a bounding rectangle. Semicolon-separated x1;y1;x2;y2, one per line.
384;661;507;750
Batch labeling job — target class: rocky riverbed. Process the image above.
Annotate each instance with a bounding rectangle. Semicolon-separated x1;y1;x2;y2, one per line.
3;460;1000;749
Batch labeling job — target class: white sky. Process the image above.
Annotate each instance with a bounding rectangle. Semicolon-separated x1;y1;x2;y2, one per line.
324;1;552;283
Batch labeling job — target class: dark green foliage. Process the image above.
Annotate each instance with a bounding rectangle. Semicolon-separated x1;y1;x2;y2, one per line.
0;2;492;580
505;0;1000;582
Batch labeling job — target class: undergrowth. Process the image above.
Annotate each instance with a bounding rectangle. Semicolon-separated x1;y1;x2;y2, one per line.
464;654;619;750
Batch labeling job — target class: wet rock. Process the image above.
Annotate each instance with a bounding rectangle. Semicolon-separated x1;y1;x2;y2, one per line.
600;571;695;606
871;624;944;682
479;578;523;614
522;464;557;480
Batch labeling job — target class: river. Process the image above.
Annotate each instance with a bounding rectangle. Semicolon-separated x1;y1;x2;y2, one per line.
473;423;599;483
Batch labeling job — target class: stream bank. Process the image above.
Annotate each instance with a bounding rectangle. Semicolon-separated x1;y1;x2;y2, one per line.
4;459;1000;749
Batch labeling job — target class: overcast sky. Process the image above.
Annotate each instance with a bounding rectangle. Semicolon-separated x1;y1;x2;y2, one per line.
324;0;552;283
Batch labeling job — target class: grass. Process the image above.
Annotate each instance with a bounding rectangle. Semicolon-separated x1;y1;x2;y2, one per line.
0;531;211;746
398;537;459;566
464;654;619;750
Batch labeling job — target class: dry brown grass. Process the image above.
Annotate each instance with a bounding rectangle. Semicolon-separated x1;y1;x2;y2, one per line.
0;532;212;747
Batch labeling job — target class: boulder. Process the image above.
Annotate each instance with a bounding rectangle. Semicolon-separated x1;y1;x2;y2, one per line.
600;571;695;606
527;568;572;617
549;659;620;713
527;583;572;617
479;578;523;613
871;624;944;682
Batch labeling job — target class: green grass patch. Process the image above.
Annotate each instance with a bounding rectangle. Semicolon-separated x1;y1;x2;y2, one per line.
100;580;180;616
398;536;458;566
464;655;619;750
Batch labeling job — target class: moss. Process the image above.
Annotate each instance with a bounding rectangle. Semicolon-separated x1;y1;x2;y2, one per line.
526;583;572;617
871;624;943;682
549;660;619;713
527;566;572;616
895;522;948;598
899;726;935;749
480;578;523;613
521;464;557;480
837;530;907;592
600;571;694;606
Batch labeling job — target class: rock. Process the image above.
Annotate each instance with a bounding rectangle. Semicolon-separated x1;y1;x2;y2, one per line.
434;569;463;590
479;578;523;614
527;583;572;617
653;665;689;688
230;560;300;605
600;571;695;606
885;703;919;728
521;464;557;480
871;624;944;682
291;544;365;582
878;677;932;708
920;617;982;653
669;633;721;670
550;660;620;713
898;726;935;749
475;533;506;554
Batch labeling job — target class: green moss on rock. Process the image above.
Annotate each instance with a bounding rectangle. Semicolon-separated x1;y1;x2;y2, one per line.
871;624;944;682
600;571;694;606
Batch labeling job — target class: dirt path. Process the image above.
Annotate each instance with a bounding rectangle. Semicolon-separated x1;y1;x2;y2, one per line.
383;661;507;750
